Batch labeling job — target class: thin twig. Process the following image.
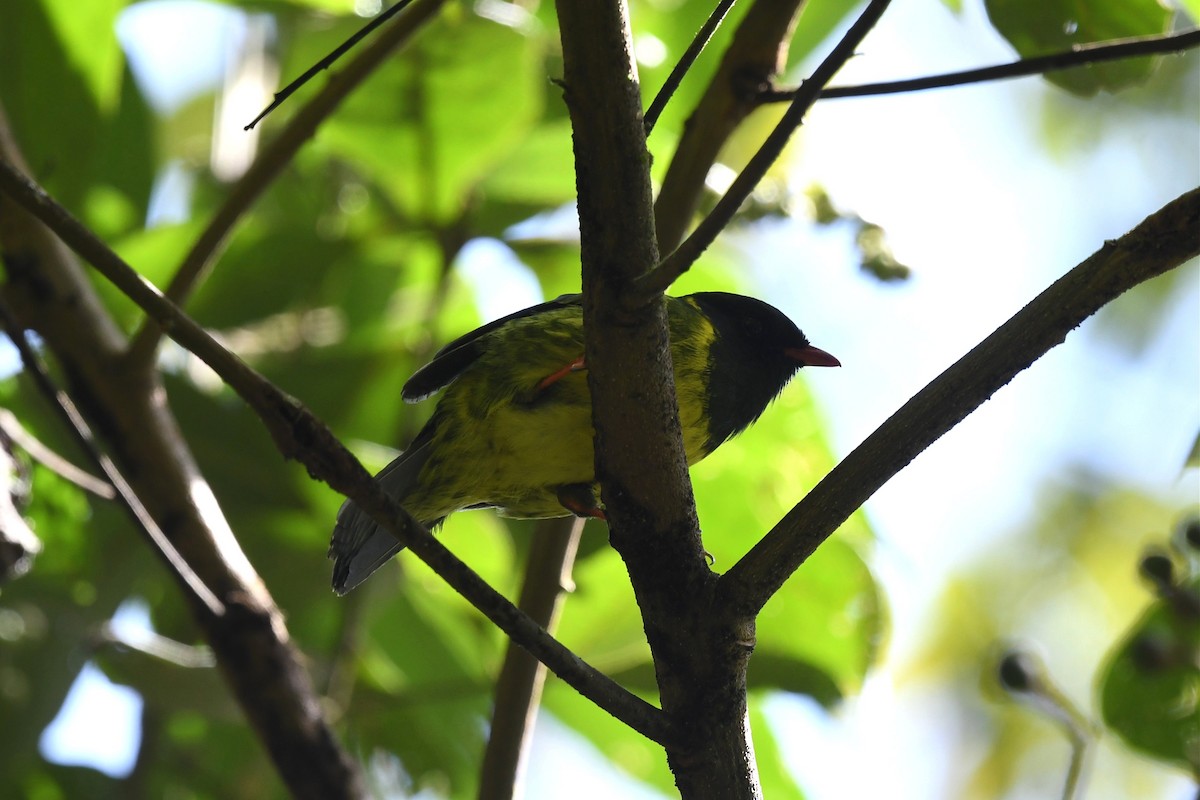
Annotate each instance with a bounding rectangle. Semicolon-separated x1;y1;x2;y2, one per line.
651;0;805;253
0;409;115;498
637;0;894;299
0;301;224;618
0;159;676;747
788;28;1200;101
244;0;417;131
126;0;447;367
643;0;739;136
719;187;1200;616
479;517;584;800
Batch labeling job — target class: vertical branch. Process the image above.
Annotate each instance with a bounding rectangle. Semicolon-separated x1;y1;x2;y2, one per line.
555;2;761;797
478;517;584;800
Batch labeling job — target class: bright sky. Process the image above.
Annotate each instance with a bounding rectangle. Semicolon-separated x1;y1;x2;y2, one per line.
35;1;1199;798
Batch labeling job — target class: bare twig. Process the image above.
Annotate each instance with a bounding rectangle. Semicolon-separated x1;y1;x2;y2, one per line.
643;0;739;136
0;302;224;617
479;517;584;800
799;28;1200;101
719;187;1200;616
639;0;894;298
244;0;417;131
0;409;114;498
126;0;447;367
0;159;675;747
652;0;807;253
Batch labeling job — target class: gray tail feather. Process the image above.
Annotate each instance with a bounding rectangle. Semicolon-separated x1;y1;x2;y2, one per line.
329;441;433;595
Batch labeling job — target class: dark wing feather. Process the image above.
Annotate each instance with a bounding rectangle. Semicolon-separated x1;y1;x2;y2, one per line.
402;294;582;402
329;436;435;595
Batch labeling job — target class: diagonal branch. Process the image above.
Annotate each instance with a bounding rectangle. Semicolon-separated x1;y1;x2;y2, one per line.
719;187;1200;616
126;0;447;367
0;304;223;617
652;0;808;253
0;158;675;748
0;106;366;797
640;0;894;298
479;516;584;800
243;0;419;131
0;408;114;499
797;28;1200;101
643;0;739;136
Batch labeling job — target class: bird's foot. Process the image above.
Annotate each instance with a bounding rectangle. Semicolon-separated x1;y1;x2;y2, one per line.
556;483;606;521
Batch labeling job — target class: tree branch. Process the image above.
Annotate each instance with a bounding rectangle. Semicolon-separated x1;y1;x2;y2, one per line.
643;0;738;137
0;408;114;499
794;28;1200;101
126;0;447;366
478;517;584;800
0;157;675;748
0;107;367;797
243;0;420;131
652;0;808;253
0;304;223;617
719;187;1200;616
640;0;894;297
556;0;781;796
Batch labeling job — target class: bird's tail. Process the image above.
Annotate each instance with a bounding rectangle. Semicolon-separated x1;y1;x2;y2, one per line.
329;441;433;595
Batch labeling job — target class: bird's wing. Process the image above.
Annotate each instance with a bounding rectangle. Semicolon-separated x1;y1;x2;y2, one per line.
402;294;583;402
329;436;436;595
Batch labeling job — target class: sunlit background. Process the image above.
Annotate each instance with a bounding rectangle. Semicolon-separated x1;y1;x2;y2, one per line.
10;0;1199;798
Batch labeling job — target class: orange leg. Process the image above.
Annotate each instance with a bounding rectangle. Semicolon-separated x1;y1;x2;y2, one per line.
536;355;587;393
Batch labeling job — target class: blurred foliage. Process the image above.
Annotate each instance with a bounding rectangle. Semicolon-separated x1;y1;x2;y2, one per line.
0;0;1192;798
903;481;1199;799
984;0;1173;96
1099;521;1200;777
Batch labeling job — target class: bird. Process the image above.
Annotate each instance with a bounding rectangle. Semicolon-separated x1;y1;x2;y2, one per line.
329;292;839;594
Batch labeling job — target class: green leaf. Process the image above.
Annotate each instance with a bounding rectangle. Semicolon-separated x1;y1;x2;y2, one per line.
480;119;577;206
39;0;126;114
789;0;871;70
750;698;806;800
694;382;885;701
555;545;654;676
311;12;546;222
984;0;1173;95
348;584;496;794
747;653;842;708
544;681;676;796
0;0;139;212
1099;576;1200;773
